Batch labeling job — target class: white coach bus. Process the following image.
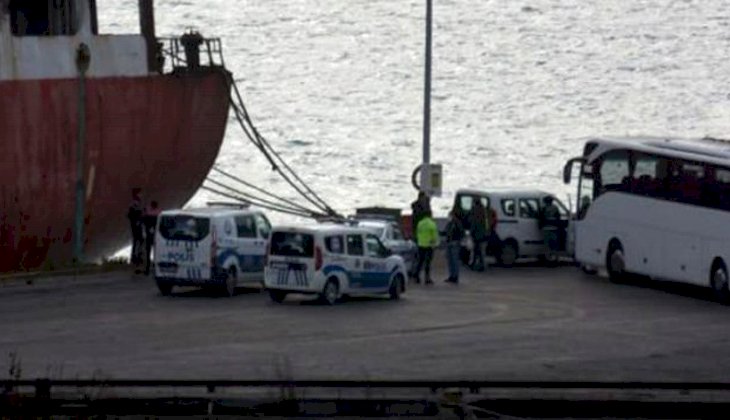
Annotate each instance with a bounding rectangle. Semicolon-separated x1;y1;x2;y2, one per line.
563;136;730;301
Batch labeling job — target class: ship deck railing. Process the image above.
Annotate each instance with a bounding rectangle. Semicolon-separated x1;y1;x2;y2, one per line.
157;36;226;73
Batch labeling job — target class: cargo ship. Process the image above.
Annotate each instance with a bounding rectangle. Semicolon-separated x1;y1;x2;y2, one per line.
0;1;231;271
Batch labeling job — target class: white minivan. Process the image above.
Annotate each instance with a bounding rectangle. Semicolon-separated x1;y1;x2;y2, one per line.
454;189;573;266
264;224;408;305
154;206;272;296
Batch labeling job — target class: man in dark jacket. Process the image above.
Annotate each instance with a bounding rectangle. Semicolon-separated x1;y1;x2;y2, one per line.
444;210;465;284
539;196;561;260
127;188;144;272
410;191;431;239
143;200;161;275
469;200;487;271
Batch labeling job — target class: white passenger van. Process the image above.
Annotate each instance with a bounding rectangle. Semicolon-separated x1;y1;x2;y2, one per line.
563;136;730;301
453;189;572;266
154;205;272;296
264;224;408;305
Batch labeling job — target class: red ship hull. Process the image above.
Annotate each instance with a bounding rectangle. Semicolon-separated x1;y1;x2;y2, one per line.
0;69;230;271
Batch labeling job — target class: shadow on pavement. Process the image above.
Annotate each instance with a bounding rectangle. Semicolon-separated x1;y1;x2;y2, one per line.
165;286;264;299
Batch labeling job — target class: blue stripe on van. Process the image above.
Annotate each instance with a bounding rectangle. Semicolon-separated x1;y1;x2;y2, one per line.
216;248;264;272
322;264;395;289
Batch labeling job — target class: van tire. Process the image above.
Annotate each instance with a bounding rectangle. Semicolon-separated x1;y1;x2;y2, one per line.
223;267;237;297
389;274;403;300
320;278;339;305
156;280;172;296
499;240;518;267
269;289;287;303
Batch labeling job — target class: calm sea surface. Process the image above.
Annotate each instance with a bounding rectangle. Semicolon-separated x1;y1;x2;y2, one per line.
100;0;730;220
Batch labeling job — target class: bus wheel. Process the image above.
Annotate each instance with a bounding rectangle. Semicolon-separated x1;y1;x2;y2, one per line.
606;241;626;283
499;240;518;267
269;289;287;303
711;262;729;304
389;274;403;300
320;278;339;305
223;267;237;297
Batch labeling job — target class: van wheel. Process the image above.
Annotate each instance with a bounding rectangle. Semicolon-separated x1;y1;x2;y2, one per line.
156;280;172;296
711;261;729;304
320;279;339;305
223;267;237;297
269;289;287;303
580;263;598;275
606;241;626;283
389;274;404;300
499;240;518;267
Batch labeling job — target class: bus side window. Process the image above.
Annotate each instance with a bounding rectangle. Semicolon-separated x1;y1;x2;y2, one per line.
632;153;659;197
703;166;730;210
597;150;630;196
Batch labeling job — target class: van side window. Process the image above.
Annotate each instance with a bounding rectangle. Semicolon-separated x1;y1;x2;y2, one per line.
501;199;516;217
392;224;404;240
325;236;344;254
234;215;256;238
519;199;540;219
254;214;271;238
346;234;364;256
365;234;382;258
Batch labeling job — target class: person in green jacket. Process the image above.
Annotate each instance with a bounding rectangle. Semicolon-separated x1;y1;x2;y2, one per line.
413;209;439;285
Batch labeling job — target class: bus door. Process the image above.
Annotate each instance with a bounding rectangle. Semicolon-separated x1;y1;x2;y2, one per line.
564;158;594;261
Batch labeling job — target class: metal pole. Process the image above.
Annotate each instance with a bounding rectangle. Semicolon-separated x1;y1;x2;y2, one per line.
139;0;157;72
421;0;433;192
74;44;91;264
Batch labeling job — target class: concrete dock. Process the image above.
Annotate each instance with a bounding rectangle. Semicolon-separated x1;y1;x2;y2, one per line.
1;256;729;383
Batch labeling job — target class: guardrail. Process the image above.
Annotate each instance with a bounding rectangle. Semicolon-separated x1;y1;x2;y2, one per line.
157;33;225;73
4;379;730;417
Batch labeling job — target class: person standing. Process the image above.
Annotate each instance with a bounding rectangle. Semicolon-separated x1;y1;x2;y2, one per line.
127;188;145;272
443;210;465;284
143;200;161;275
539;196;561;261
485;203;499;258
413;209;439;285
469;200;487;271
410;191;431;240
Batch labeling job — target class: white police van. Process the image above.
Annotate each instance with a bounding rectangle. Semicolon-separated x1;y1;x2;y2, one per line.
264;224;408;305
154;205;272;296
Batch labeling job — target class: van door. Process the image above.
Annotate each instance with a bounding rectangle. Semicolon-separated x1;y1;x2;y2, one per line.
552;196;571;254
345;234;366;290
364;233;392;291
518;197;543;256
233;214;262;281
254;213;272;270
155;214;212;281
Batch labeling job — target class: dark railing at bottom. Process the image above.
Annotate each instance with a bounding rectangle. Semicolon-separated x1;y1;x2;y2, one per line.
5;379;730;417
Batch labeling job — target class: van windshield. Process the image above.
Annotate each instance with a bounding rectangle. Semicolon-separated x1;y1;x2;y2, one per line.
271;232;314;257
158;215;210;241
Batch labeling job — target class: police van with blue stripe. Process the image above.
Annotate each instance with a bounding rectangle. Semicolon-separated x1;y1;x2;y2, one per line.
154;205;272;296
264;224;408;305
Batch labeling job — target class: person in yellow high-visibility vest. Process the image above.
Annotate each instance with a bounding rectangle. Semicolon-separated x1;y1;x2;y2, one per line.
413;209;439;285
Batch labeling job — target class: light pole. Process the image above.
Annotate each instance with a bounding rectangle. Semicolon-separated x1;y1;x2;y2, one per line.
421;0;433;192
